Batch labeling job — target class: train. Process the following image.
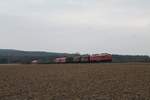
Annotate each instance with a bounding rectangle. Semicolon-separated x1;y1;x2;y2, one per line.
54;53;112;63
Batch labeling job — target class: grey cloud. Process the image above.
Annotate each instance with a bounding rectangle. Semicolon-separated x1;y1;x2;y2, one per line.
0;0;150;55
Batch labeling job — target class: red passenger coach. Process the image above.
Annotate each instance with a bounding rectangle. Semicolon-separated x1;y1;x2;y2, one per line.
54;57;66;63
90;53;112;62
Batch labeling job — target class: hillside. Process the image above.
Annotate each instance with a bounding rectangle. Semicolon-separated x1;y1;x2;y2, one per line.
0;49;67;57
0;49;69;64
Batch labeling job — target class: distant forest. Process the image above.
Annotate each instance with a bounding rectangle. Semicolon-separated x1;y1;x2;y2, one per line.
0;49;149;64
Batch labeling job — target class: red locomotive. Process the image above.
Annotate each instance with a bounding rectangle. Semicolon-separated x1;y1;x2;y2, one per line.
90;53;112;62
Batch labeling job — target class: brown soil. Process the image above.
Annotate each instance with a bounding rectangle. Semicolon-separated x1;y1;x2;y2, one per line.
0;63;150;100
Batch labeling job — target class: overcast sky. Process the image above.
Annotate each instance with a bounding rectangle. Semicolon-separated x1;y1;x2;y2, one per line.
0;0;149;55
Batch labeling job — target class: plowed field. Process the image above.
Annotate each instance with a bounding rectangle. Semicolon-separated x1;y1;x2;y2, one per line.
0;63;150;100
